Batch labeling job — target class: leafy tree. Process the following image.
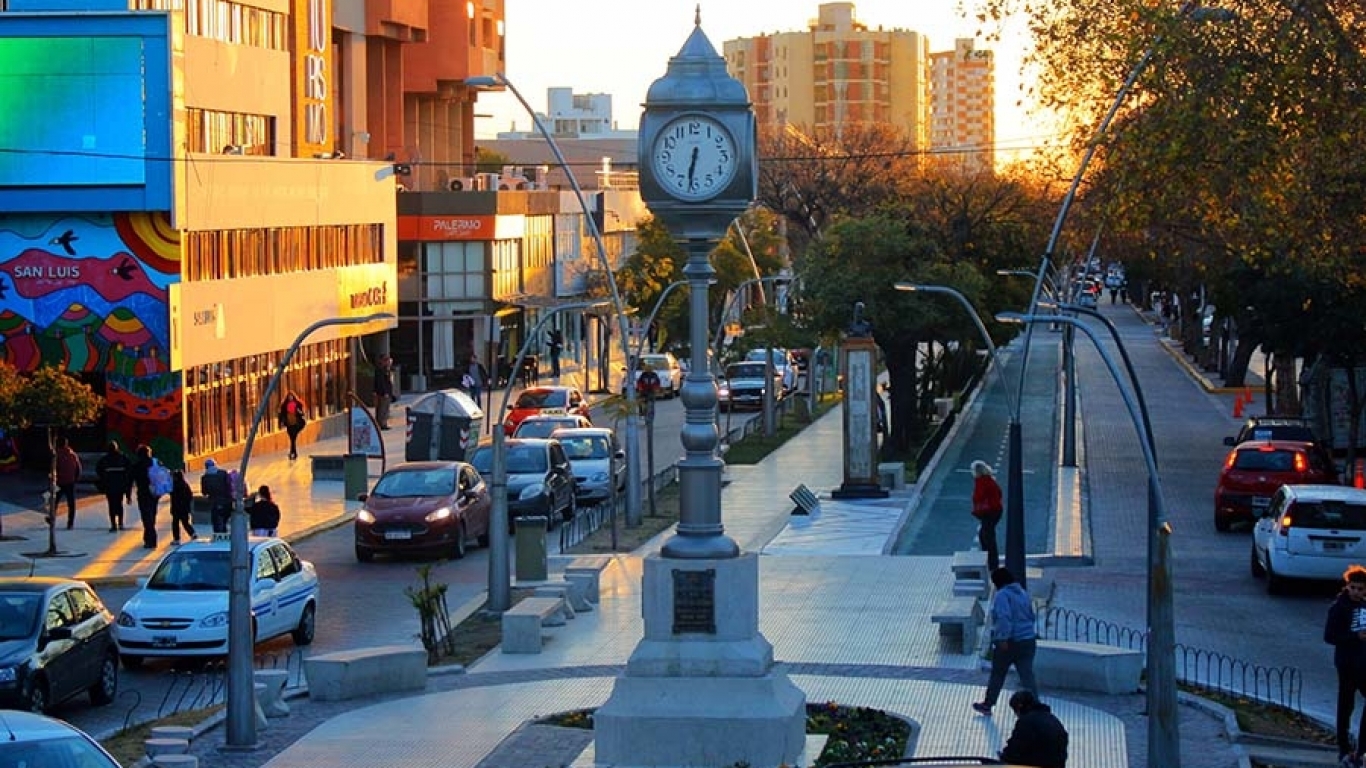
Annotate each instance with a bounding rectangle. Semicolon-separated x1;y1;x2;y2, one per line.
474;146;512;175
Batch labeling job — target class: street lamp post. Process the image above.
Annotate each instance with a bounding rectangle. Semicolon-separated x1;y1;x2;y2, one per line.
999;311;1177;768
225;312;394;749
488;301;608;613
467;73;644;527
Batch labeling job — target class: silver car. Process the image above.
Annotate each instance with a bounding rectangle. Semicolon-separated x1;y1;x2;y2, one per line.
552;427;626;505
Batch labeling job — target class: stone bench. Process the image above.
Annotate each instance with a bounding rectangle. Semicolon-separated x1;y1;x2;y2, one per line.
532;578;591;613
564;555;614;604
149;756;198;768
1035;639;1144;694
877;462;906;490
303;645;427;702
930;597;984;655
501;595;569;654
950;550;989;583
254;668;290;717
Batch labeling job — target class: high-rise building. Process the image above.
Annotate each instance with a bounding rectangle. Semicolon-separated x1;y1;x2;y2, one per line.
931;38;996;172
723;3;932;149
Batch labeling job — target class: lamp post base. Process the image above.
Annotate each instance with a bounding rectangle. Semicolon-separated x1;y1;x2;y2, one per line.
832;482;889;499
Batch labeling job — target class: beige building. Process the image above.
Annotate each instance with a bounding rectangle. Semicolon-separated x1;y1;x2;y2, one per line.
931;38;996;172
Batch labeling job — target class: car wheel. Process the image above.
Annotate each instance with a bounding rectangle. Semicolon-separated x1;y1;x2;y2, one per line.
88;651;118;706
1266;558;1285;595
292;603;316;646
120;654;145;671
563;493;577;522
477;527;490;548
1249;544;1266;578
24;676;49;713
451;521;468;560
1214;514;1231;533
355;545;374;563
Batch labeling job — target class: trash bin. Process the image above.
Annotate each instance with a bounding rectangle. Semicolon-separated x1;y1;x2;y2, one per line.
343;454;368;500
514;516;548;581
405;389;484;462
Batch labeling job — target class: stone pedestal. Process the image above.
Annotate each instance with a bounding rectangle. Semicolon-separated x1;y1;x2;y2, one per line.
594;553;806;768
834;337;889;499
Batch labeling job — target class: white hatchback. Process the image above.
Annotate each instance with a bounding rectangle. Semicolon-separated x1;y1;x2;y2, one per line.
114;535;318;667
1251;484;1366;594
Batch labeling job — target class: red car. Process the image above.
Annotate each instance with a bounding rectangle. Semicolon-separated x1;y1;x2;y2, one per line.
354;461;492;561
503;386;590;435
1214;440;1338;532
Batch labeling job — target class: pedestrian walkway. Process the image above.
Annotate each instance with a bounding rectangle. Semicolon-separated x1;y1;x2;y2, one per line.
0;328;1260;767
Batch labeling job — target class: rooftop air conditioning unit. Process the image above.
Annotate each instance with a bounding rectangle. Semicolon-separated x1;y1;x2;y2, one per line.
475;173;500;191
448;177;475;192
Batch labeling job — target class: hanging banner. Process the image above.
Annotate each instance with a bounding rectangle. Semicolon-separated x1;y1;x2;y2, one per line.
348;399;385;461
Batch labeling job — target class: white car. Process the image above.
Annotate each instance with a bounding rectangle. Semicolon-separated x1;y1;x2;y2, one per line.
114;535;318;667
623;352;683;398
744;348;797;392
1251;484;1366;594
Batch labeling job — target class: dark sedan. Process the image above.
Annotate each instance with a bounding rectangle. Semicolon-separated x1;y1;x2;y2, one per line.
354;461;493;562
469;438;578;524
0;577;119;713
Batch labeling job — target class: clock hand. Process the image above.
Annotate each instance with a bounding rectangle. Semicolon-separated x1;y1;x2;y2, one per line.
687;147;699;187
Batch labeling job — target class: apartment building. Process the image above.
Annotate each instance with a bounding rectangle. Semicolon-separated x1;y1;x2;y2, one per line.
931;38;995;172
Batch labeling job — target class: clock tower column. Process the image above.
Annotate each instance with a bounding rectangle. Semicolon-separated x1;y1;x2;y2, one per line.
593;12;808;768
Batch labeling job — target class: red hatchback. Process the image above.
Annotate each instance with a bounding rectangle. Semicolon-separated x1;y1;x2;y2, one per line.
1214;440;1338;532
354;461;492;561
503;386;590;435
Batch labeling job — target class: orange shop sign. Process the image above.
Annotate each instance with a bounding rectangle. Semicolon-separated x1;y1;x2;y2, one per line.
399;215;496;241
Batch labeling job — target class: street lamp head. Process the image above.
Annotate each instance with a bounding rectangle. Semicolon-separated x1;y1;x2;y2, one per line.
893;282;921;293
995;311;1027;325
465;74;506;89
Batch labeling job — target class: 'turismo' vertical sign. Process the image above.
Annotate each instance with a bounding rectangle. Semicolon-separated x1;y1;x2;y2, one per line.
293;0;332;157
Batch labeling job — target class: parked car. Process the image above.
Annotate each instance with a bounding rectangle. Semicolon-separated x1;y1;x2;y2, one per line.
503;386;590;435
0;710;123;766
718;361;783;412
552;427;625;504
1224;416;1337;480
622;352;684;399
744;347;797;391
1214;440;1338;532
114;536;318;667
354;461;492;562
468;438;578;523
1252;484;1366;593
0;577;118;713
511;413;594;439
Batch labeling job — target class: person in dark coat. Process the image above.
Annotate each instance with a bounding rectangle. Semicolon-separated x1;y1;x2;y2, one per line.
52;436;83;530
169;469;197;544
249;485;281;537
95;441;132;532
999;690;1068;768
129;444;159;548
373;355;395;430
277;391;308;460
1325;565;1366;764
200;458;233;534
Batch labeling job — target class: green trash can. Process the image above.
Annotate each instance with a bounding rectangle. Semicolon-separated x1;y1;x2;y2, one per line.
514;516;548;581
343;454;369;500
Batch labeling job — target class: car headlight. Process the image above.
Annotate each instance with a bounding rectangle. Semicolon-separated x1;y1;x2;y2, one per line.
117;611;135;628
425;506;452;522
200;611;229;629
0;667;17;684
519;483;547;500
718;386;730;398
357;509;376;523
590;472;609;483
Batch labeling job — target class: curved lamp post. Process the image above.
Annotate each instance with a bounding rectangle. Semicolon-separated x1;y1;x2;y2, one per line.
467;73;643;527
999;310;1177;768
488;300;609;612
226;312;394;748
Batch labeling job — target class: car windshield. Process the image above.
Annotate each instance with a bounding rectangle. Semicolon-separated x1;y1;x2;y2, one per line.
1289;500;1366;530
506;445;549;474
727;363;767;379
514;389;566;408
0;594;40;640
370;468;455;497
0;734;120;768
515;420;575;439
148;550;232;590
1233;449;1299;472
641;355;669;369
559;436;611;461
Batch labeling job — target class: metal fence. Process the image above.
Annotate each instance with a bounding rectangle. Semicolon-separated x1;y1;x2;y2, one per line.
114;649;308;732
1036;605;1303;713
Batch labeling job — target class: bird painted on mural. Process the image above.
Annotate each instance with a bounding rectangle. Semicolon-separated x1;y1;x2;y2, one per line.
113;257;139;281
48;229;78;256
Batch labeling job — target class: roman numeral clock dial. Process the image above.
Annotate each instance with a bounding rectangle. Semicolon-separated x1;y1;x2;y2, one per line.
650;114;739;202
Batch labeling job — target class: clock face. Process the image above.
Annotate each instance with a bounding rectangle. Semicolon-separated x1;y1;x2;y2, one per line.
650;115;739;202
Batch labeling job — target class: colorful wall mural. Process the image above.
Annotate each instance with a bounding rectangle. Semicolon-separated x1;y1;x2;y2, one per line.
0;212;183;463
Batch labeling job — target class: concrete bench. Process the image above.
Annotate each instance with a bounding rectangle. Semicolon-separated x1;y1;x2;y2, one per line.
254;668;290;717
501;595;569;654
303;645;427;702
930;597;984;655
144;737;190;758
564;555;614;604
149;756;198;768
953;578;988;598
877;462;906;490
950;550;989;583
533;578;591;613
1035;639;1144;694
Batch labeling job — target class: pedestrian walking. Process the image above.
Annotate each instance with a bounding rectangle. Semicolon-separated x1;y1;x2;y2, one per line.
973;567;1039;715
278;391;308;460
999;690;1069;768
52;436;82;529
374;355;395;430
200;457;233;534
169;469;197;544
130;444;163;548
1325;564;1366;765
95;441;132;531
971;459;1004;571
249;485;281;537
547;329;564;377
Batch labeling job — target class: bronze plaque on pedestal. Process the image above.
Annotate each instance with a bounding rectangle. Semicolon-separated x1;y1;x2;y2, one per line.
672;569;716;634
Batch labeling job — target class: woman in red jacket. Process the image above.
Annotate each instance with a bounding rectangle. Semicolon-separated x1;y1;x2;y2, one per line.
971;459;1003;571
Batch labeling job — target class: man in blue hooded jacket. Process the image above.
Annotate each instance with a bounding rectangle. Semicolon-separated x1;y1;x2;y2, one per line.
973;567;1039;715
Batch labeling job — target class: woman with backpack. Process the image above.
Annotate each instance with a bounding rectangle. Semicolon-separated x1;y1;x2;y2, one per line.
131;444;169;549
278;392;308;460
